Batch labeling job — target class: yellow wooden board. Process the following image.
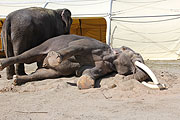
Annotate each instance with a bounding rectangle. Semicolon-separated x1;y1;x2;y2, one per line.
0;18;5;57
71;18;106;43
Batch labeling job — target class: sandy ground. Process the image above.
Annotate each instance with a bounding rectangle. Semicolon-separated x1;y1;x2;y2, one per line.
0;60;180;120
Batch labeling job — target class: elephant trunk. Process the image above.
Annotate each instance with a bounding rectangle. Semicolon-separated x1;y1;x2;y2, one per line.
61;9;72;34
125;65;149;82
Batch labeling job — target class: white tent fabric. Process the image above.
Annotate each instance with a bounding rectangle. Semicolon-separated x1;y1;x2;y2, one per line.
0;0;180;60
0;0;110;18
111;0;180;60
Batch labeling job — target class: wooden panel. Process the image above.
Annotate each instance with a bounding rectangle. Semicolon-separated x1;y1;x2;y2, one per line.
71;17;107;43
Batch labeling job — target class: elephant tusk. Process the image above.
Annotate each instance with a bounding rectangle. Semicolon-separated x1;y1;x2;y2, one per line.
135;61;158;84
141;82;166;90
134;61;166;90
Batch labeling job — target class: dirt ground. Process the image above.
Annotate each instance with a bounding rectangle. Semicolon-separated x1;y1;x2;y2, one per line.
0;60;180;120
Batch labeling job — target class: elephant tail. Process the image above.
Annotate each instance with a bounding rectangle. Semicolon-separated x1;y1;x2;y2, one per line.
1;18;12;57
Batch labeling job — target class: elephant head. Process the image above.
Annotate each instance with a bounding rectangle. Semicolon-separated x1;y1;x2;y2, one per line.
56;8;73;34
113;46;166;89
113;47;147;81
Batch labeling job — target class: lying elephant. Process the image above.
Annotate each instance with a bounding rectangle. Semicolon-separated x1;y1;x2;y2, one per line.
0;35;165;89
1;7;72;79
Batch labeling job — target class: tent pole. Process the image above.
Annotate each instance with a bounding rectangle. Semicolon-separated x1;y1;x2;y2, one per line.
43;1;49;8
107;0;113;46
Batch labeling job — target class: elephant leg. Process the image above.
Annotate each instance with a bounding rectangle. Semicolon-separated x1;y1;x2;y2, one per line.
15;63;26;76
13;68;60;85
37;61;43;69
50;41;92;63
14;49;26;76
4;41;15;79
6;65;15;80
0;53;45;71
44;46;83;68
44;43;94;68
77;75;95;90
76;65;93;77
77;61;112;89
13;42;26;76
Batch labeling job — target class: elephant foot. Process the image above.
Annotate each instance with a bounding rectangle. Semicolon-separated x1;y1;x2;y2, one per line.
77;75;94;90
13;75;27;86
7;72;16;80
0;62;4;71
43;51;62;68
7;75;13;80
16;71;27;76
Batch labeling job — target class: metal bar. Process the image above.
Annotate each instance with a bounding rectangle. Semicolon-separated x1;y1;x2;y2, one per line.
106;0;113;46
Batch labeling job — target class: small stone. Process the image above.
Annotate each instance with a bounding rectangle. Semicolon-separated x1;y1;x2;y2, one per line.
108;84;117;89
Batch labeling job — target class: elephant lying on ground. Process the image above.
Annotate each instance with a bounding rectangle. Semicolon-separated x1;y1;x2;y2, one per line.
1;7;72;79
0;35;165;89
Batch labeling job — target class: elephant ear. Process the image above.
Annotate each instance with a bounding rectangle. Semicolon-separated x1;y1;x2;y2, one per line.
59;9;73;34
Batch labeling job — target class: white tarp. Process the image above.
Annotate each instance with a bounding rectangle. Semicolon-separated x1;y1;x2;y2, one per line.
111;0;180;60
0;0;180;60
0;0;110;17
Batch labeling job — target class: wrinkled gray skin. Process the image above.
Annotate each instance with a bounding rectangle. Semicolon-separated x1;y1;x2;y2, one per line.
0;35;149;88
1;7;72;79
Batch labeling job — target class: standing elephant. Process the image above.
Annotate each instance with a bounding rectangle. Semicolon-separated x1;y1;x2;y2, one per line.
0;35;165;89
1;7;72;79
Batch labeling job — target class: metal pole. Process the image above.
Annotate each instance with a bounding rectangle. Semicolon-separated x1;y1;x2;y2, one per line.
106;0;113;46
44;0;50;8
43;2;49;8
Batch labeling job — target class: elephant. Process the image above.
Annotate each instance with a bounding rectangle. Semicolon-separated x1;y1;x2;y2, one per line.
1;7;72;79
0;35;165;89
